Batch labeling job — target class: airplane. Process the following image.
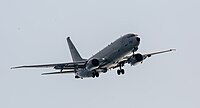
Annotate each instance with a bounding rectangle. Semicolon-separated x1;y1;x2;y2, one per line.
11;33;175;79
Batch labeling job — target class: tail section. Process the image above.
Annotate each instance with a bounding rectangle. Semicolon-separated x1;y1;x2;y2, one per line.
67;37;84;61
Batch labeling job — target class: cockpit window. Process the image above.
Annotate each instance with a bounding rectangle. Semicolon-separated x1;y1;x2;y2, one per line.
127;35;134;38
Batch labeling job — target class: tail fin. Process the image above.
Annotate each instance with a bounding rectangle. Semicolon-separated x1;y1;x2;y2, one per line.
67;37;84;61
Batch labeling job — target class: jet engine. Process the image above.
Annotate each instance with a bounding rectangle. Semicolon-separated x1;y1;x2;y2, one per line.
128;53;144;66
85;58;100;71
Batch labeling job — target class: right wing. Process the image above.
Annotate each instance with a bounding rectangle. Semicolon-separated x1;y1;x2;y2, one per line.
11;61;86;75
11;61;86;69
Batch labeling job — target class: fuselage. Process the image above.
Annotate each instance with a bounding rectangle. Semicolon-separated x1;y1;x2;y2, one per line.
77;34;140;78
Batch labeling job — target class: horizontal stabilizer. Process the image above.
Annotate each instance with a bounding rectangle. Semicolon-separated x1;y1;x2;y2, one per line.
42;71;75;75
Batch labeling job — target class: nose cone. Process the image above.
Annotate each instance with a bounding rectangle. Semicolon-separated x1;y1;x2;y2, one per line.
136;37;140;42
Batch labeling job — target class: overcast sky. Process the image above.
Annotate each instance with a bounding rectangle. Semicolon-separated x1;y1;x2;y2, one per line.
1;0;200;108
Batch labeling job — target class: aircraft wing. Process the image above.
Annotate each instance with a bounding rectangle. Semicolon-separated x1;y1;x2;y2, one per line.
143;49;176;58
111;49;176;69
11;61;86;69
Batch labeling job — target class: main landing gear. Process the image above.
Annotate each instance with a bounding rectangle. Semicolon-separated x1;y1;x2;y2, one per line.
92;72;99;78
117;64;125;75
117;69;125;75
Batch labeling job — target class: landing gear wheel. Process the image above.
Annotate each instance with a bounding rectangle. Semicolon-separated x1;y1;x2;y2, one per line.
95;72;99;77
117;69;125;75
117;63;125;76
92;72;99;78
117;69;121;75
75;75;80;79
121;69;125;74
92;73;95;78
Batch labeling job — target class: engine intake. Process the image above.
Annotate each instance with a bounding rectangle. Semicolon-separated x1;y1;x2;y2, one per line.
86;58;100;71
91;59;99;66
128;53;144;66
135;53;143;62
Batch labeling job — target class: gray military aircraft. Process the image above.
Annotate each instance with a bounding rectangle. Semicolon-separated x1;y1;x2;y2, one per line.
11;33;175;79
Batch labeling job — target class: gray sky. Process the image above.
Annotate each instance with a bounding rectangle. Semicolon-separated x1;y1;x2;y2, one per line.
1;0;200;108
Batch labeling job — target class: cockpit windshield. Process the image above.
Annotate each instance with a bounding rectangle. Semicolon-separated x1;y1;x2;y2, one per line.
127;33;138;38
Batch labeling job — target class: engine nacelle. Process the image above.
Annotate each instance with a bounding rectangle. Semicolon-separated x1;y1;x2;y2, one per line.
128;53;144;66
86;58;100;71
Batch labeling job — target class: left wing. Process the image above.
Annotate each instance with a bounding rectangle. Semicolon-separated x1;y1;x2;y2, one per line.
111;49;176;68
143;49;176;58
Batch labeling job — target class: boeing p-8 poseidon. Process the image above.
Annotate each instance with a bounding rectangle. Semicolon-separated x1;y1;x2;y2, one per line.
11;33;175;79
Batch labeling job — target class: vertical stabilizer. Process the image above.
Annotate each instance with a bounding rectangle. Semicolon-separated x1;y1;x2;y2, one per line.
67;37;84;61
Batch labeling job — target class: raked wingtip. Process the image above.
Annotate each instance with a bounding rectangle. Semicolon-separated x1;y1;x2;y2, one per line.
170;49;176;51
